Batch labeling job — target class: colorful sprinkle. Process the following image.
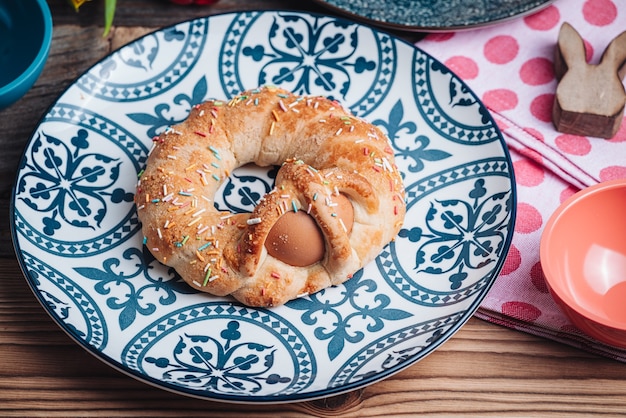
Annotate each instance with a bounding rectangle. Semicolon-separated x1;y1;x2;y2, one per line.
203;268;212;286
192;208;206;217
187;217;202;227
198;242;212;251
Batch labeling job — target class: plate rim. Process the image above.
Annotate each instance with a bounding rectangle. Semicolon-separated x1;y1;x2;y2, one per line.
311;0;555;32
9;8;518;404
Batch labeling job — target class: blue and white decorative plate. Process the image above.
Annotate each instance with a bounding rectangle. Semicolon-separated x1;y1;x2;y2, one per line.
11;11;516;403
313;0;554;31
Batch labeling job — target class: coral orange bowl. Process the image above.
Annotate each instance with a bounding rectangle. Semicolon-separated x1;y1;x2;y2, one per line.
540;179;626;347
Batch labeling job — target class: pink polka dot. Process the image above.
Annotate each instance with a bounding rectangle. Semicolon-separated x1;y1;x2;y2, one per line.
502;301;542;322
554;134;592;156
501;244;521;275
530;94;554;123
560;185;578;203
531;262;549;293
520;57;554;85
515;202;543;233
513;159;545;187
584;39;594;63
495;118;510;131
523;127;545;142
517;146;544;166
444;56;479;80
424;32;455;42
524;5;561;30
608;120;626;142
484;35;519;64
583;0;617;26
482;89;518;112
599;166;626;181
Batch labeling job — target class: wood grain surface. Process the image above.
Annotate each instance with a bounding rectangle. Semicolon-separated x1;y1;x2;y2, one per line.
3;1;626;416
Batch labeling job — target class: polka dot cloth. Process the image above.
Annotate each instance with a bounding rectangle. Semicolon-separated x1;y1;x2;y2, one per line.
420;0;626;361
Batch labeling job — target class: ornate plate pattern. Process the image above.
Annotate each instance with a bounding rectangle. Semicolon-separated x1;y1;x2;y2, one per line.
11;11;516;403
312;0;554;32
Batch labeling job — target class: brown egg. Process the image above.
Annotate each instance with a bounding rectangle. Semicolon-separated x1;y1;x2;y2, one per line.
264;194;354;267
265;211;324;267
333;193;354;234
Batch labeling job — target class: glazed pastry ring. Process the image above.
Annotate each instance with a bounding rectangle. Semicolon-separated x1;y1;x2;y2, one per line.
134;86;406;307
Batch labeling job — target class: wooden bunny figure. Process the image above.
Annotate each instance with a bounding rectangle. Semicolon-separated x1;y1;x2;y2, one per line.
553;22;626;139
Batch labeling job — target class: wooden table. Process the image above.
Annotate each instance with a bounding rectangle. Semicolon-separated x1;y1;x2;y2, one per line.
2;1;626;416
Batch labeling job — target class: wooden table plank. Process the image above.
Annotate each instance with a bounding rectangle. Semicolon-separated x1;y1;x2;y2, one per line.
2;250;626;416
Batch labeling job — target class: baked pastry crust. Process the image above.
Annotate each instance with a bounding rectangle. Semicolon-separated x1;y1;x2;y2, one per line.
135;86;405;307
